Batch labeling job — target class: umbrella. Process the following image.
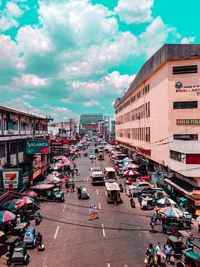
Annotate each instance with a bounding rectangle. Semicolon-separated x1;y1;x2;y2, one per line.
22;190;38;197
123;170;138;176
31;184;54;190
45;176;61;184
0;211;16;223
68;178;74;185
158;206;183;218
21;196;35;205
2;199;25;210
157;197;176;206
122;157;132;163
125;163;139;169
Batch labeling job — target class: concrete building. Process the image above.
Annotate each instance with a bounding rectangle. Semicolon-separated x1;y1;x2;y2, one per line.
0;105;48;172
114;44;200;211
80;113;103;134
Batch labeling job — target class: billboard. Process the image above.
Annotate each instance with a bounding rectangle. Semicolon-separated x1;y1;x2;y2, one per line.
26;140;49;154
0;169;23;190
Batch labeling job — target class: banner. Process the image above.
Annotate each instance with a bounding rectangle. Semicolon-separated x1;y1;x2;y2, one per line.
0;169;23;190
26;139;49;154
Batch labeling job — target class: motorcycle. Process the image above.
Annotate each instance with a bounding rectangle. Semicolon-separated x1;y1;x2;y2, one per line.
35;213;42;225
130;197;135;208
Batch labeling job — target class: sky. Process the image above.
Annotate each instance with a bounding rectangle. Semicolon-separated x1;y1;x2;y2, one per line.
0;0;199;122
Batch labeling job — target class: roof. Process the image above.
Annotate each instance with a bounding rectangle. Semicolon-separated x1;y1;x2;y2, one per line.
115;44;200;107
185;249;200;261
0;104;46;119
105;182;120;191
104;167;115;172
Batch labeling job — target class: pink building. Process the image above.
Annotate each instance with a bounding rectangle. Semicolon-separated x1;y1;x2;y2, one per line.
114;44;200;213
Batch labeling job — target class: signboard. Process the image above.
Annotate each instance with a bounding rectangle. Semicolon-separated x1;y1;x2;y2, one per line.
0;169;23;190
26;140;49;154
177;119;200;125
175;82;200;94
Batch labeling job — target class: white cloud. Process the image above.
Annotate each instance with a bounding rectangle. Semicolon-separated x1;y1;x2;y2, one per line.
71;71;136;100
60;98;72;104
13;74;48;87
17;26;53;56
0;1;24;31
3;98;44;116
22;94;35;99
115;0;153;24
140;16;177;58
83;99;100;107
180;36;195;44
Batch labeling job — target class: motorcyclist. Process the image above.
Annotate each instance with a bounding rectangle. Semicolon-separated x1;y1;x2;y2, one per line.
36;232;43;250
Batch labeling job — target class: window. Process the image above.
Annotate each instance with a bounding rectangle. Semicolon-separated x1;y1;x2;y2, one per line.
10;143;17;154
170;150;184;162
0;144;5;157
174;134;198;141
173;101;198;109
173;65;197;74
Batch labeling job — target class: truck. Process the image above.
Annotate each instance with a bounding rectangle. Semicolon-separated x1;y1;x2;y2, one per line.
90;167;104;185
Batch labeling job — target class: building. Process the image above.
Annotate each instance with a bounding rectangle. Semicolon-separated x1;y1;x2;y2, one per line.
80;113;103;134
0;105;49;181
114;44;200;211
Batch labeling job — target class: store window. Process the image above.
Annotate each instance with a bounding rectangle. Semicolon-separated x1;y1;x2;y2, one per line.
173;101;198;109
173;65;197;74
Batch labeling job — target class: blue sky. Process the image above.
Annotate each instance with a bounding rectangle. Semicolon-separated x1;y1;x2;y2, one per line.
0;0;199;121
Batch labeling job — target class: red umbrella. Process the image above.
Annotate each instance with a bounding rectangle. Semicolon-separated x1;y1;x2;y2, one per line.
123;170;138;176
22;190;37;197
0;211;16;223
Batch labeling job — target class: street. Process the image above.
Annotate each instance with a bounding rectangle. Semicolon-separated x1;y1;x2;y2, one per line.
29;154;166;267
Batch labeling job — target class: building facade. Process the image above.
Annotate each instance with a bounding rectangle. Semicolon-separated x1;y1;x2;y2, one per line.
0;105;48;173
80;113;103;134
114;44;200;209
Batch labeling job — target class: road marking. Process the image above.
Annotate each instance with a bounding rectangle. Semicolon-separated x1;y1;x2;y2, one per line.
54;225;59;239
102;224;105;237
98;202;101;210
96;189;99;195
62;204;66;212
107;263;111;267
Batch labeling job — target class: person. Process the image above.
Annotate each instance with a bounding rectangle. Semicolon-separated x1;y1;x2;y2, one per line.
119;183;123;192
171;224;177;236
156;242;163;265
36;232;43;249
146;243;155;267
128;176;133;185
165;242;172;263
150;217;155;232
77;186;82;198
170;251;175;265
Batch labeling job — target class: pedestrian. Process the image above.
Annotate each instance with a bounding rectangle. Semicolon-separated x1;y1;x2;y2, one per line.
155;242;163;265
165;242;172;263
150;217;155;232
146;243;155;267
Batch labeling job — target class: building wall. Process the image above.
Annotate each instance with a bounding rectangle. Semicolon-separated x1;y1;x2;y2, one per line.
115;58;200;184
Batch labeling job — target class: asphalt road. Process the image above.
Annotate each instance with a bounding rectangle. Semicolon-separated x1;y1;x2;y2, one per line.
0;153;198;267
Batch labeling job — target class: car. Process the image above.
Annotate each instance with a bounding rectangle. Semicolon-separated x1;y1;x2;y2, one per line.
89;154;96;160
7;245;30;266
23;226;36;248
132;187;155;197
125;182;152;196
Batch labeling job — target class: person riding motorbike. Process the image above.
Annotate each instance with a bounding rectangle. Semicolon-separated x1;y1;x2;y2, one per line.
35;212;42;225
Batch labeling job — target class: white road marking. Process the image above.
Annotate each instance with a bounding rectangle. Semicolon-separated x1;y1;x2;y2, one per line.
62;204;66;212
98;202;101;210
107;263;110;267
96;189;99;195
102;223;106;237
54;225;60;239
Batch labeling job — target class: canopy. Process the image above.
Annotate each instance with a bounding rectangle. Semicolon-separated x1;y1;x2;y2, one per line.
157;197;176;206
31;184;54;190
0;211;16;223
21;196;35;205
22;190;37;197
45;176;61;184
158;206;183;218
124;163;139;169
123;170;138;176
2;199;25;210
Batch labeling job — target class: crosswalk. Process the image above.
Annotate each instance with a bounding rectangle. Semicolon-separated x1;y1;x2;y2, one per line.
74;177;90;182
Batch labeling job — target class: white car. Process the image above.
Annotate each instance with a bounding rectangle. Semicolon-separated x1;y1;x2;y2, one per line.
89;154;96;160
125;182;152;197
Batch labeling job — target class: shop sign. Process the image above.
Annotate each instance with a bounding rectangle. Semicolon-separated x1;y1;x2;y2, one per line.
26;140;49;154
175;82;200;94
177;119;200;125
0;169;23;190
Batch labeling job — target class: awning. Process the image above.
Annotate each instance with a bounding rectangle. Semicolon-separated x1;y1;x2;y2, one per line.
164;178;193;197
